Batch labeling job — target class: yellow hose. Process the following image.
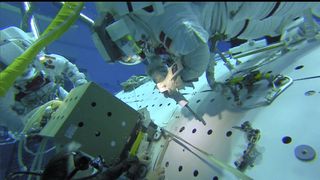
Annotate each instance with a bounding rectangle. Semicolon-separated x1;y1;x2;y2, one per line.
129;131;144;157
0;2;84;97
18;139;27;171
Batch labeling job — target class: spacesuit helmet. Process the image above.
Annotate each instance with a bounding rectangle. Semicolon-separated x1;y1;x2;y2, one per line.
92;2;164;65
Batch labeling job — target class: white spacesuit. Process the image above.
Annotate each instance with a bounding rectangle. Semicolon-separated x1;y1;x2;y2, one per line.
93;2;320;91
0;26;87;132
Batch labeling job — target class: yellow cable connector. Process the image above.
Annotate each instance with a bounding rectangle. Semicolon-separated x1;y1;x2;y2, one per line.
229;76;244;85
126;35;143;54
129;131;144;157
254;72;263;81
264;72;271;79
126;35;133;41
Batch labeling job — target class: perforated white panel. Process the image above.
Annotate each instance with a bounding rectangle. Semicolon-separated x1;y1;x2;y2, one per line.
116;40;320;180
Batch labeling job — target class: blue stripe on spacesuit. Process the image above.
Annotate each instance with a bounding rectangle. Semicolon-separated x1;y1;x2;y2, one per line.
233;19;249;39
127;2;133;12
159;31;165;42
312;14;320;24
165;37;172;49
261;2;281;20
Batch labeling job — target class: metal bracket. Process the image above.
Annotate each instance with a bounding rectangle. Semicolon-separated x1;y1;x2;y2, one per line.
233;121;261;172
226;73;293;109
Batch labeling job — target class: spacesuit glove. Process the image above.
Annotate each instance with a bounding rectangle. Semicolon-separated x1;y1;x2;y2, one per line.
74;79;88;87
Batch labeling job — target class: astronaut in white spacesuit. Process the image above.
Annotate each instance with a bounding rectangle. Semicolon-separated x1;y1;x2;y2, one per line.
93;2;320;93
0;26;87;132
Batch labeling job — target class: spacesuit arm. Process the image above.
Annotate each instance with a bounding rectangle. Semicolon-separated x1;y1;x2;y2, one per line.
40;54;88;87
57;86;68;100
147;3;211;83
179;42;210;82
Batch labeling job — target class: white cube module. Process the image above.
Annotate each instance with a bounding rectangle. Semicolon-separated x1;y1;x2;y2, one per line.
40;82;142;166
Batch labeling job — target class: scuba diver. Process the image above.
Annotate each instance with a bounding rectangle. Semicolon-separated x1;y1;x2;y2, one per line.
0;26;87;132
92;2;320;93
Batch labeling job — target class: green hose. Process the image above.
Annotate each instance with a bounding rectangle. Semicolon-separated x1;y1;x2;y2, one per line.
18;139;27;171
0;2;84;97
